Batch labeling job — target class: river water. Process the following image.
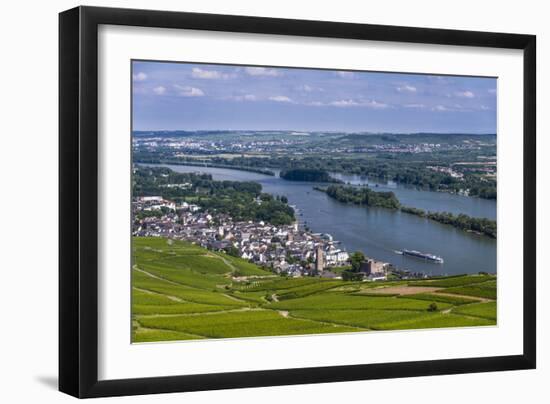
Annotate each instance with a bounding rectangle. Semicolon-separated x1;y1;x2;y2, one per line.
144;164;497;276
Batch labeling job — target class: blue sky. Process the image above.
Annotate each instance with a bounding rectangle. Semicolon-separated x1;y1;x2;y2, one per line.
132;60;497;133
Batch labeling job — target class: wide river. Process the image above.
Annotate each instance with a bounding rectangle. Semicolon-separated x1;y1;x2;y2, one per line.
145;164;497;276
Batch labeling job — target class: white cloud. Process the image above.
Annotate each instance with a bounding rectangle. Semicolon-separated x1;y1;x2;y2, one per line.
335;71;354;78
268;95;293;103
488;88;497;95
152;86;166;95
403;103;425;109
433;103;481;112
229;94;258;101
132;72;147;81
396;84;417;93
191;67;233;79
245;67;280;77
330;99;360;107
328;99;388;109
364;100;389;109
174;85;204;97
455;90;475;98
480;105;490;110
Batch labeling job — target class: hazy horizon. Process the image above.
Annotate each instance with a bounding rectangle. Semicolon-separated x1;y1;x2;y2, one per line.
132;129;497;135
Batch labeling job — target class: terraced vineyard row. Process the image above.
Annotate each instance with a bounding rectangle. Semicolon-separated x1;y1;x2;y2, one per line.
132;237;496;342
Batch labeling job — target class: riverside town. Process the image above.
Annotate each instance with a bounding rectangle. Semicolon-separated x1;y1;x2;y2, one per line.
133;194;394;281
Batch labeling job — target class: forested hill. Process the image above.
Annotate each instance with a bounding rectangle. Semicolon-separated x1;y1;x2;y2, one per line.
335;132;496;145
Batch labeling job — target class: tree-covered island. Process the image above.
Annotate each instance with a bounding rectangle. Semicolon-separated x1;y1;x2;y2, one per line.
316;184;496;238
279;168;342;183
316;184;400;210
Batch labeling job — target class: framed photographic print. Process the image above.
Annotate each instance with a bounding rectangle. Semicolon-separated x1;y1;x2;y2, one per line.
59;6;536;398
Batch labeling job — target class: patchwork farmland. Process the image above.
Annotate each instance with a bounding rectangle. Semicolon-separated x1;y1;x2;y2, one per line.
132;237;496;342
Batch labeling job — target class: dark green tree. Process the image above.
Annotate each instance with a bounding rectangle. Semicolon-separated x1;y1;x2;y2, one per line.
224;245;240;257
350;251;366;272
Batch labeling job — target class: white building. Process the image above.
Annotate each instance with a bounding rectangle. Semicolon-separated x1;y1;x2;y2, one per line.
325;249;350;266
178;201;189;210
188;204;200;212
137;196;163;202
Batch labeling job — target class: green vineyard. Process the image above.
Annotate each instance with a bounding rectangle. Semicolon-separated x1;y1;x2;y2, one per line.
132;237;497;342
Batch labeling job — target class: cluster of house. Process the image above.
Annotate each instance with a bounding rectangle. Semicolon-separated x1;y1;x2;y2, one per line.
426;165;465;179
134;196;199;212
133;135;302;155
132;196;389;280
363;143;443;154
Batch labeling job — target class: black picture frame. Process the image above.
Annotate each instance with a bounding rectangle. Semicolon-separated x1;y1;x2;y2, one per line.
59;5;536;398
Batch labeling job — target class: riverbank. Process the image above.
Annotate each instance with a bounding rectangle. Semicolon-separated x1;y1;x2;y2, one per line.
315;185;496;238
135;159;276;176
142;163;497;276
137;155;497;201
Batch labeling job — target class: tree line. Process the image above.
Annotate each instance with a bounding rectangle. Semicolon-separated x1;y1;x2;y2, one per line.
320;184;401;210
133;166;295;226
188;155;496;200
279;168;341;183
319;184;496;238
399;205;496;238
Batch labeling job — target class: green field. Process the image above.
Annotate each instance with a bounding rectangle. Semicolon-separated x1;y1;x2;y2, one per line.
452;301;497;320
132;237;497;342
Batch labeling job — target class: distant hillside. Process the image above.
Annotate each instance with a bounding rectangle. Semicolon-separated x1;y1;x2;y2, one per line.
133;130;219;137
336;133;496;145
133;130;496;142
